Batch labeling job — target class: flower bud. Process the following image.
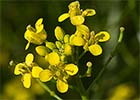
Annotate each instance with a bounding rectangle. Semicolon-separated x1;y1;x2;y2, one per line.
64;44;72;55
55;41;62;49
58;13;70;22
86;61;92;77
45;42;56;50
35;46;49;56
64;34;70;43
55;26;65;41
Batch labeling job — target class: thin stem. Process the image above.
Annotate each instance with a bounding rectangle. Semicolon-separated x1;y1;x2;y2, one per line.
75;76;88;100
78;50;87;61
74;47;88;100
36;79;63;100
87;55;113;92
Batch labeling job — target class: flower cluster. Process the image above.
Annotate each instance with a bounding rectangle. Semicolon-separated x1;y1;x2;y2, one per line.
14;1;110;94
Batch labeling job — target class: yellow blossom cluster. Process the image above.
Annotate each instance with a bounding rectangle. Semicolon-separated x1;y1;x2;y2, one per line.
13;1;110;94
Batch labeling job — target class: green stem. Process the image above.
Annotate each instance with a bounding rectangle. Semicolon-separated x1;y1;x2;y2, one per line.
75;76;88;100
78;50;87;62
36;79;63;100
74;47;88;100
87;27;124;92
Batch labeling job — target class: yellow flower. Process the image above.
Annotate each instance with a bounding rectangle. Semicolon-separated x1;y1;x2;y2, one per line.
14;53;43;88
39;61;79;93
24;18;47;50
58;1;96;26
14;53;34;75
85;31;110;56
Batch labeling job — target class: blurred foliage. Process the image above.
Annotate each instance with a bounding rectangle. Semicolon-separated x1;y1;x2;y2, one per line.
0;0;139;100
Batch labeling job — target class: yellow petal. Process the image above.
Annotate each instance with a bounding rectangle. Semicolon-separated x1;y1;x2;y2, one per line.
64;44;72;55
71;35;85;46
76;24;90;33
71;16;85;25
25;53;34;66
35;18;43;25
68;1;80;10
35;18;44;32
88;44;102;56
95;31;110;42
55;41;62;49
23;73;31;88
55;26;64;41
60;55;65;62
14;63;25;75
24;27;46;45
45;54;49;61
58;13;69;22
56;79;68;93
82;9;96;16
35;46;48;56
32;66;43;78
36;24;44;33
24;29;34;42
47;52;60;65
64;34;70;43
76;25;90;39
45;42;56;50
39;69;53;82
25;42;30;50
64;64;78;76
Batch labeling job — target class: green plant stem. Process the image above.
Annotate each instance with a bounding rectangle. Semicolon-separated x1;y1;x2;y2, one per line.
75;76;88;100
74;47;88;100
36;79;63;100
78;50;87;61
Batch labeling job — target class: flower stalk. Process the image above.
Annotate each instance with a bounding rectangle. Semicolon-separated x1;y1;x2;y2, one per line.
36;79;63;100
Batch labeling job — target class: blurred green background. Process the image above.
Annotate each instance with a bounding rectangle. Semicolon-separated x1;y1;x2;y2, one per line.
0;0;139;100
